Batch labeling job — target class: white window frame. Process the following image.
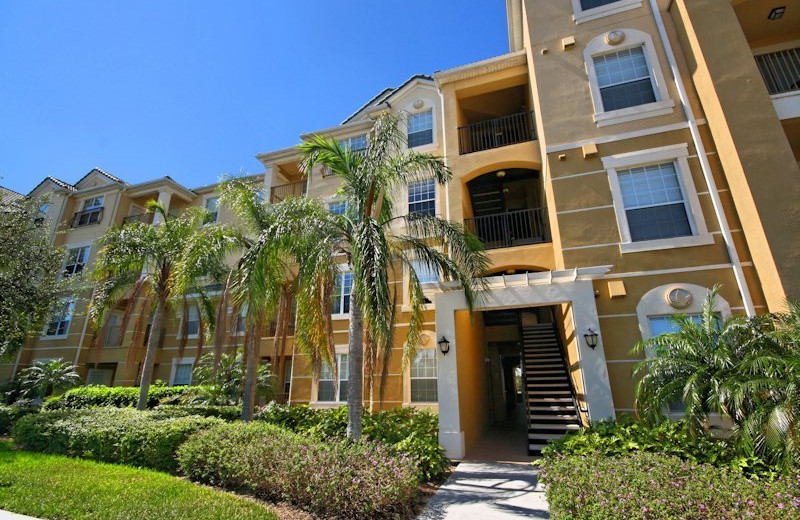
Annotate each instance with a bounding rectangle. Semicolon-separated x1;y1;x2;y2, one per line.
406;108;435;150
234;304;248;336
63;244;91;277
602;144;712;253
331;270;353;319
408;348;439;404
407;178;437;217
571;0;642;24
338;134;367;152
82;196;104;211
169;357;195;386
204;196;220;223
328;200;348;215
584;29;675;127
105;312;123;347
179;305;200;339
314;351;349;405
41;299;74;339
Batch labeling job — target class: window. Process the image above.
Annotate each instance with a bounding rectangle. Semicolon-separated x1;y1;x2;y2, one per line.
580;0;620;8
182;306;200;338
332;272;353;315
44;300;73;337
63;245;90;277
329;201;348;215
603;144;711;252
407;110;433;148
235;304;248;335
75;196;104;226
411;260;439;284
572;0;642;23
283;359;293;396
318;354;348;402
339;134;367;152
617;162;691;242
86;366;115;386
172;361;193;386
647;314;705;413
594;47;655;112
408;179;436;217
39;203;50;215
205;197;219;222
410;349;438;402
105;314;123;346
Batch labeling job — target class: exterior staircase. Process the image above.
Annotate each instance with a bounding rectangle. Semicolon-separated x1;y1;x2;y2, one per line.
521;322;582;455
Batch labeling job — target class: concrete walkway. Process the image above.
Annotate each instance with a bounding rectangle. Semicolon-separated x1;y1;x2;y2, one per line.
0;511;41;520
418;461;549;519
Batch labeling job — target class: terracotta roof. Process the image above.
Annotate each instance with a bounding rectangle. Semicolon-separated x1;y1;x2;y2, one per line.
74;167;129;187
0;185;24;204
27;176;77;195
341;74;434;124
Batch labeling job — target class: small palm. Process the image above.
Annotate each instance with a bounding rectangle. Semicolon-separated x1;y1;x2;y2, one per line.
19;359;81;398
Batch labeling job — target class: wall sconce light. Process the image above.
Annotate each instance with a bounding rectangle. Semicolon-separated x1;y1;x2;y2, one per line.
584;329;599;349
768;6;786;20
438;336;451;355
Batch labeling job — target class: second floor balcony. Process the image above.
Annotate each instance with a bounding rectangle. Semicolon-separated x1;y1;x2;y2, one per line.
465;207;549;250
270;180;307;203
755;46;800;97
458;110;537;155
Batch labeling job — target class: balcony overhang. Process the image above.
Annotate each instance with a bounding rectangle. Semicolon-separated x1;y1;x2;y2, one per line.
433;50;527;88
125;177;197;202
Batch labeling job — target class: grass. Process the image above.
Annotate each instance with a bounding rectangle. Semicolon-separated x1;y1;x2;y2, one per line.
0;440;279;520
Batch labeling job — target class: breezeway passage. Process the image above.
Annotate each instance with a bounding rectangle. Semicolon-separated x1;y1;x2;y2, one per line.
418;462;548;520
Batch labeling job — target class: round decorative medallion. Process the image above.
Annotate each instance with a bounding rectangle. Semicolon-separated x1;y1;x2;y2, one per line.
413;99;425;109
605;30;625;46
667;288;693;309
420;331;431;346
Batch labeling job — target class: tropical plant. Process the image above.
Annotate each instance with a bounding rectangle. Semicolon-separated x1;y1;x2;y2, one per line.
220;111;488;436
191;351;275;405
0;195;75;359
18;359;81;399
89;201;238;410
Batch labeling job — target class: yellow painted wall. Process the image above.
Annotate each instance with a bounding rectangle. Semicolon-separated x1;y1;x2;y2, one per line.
454;310;491;454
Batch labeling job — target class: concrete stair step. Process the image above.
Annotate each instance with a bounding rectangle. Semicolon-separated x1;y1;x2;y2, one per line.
530;423;581;431
528;414;579;421
528;432;567;440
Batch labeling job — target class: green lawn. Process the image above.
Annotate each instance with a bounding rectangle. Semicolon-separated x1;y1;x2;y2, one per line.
0;440;278;520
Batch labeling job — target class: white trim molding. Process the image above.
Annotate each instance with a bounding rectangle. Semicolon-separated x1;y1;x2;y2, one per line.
572;0;643;24
602;143;713;254
584;28;674;127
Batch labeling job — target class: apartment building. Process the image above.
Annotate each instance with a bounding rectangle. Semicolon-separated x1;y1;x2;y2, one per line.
3;0;799;460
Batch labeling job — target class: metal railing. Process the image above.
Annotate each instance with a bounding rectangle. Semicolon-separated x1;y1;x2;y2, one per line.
755;47;800;95
71;207;104;228
122;213;151;225
457;110;537;155
464;207;549;250
270;181;306;203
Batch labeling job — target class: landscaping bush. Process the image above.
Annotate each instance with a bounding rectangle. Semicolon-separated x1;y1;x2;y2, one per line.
542;418;775;477
153;404;241;421
255;403;447;480
0;404;37;435
42;384;208;410
539;452;800;520
178;421;419;519
12;407;221;472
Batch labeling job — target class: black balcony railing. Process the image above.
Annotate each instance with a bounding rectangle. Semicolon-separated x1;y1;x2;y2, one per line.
270;181;307;203
464;207;550;250
755;47;800;95
458;110;537;155
71;207;104;228
122;213;151;225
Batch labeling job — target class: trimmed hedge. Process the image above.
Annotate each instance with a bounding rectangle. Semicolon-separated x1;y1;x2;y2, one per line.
42;385;207;410
178;422;420;519
153;404;241;421
255;403;448;480
0;404;37;435
12;407;222;472
539;452;800;520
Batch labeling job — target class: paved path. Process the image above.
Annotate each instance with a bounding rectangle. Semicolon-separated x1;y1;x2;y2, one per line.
0;511;41;520
418;461;549;519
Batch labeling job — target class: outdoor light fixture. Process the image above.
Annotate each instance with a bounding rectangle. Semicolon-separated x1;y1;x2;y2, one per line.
768;6;786;20
584;329;599;349
438;336;451;355
496;170;506;178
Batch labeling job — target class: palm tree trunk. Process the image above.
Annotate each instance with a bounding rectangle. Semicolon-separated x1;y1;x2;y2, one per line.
347;294;364;440
241;313;262;422
137;297;164;411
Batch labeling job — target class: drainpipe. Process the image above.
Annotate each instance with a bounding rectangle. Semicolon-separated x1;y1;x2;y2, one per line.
438;87;451;223
648;0;755;316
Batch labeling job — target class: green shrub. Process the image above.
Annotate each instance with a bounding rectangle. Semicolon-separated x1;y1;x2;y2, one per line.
254;403;448;480
542;418;775;477
0;404;37;435
539;452;800;520
12;407;221;472
153;404;241;421
178;422;419;519
42;384;207;410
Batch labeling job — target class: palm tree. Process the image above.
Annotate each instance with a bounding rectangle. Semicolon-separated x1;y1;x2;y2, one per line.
224;112;488;437
19;359;81;398
632;287;752;435
89;201;238;410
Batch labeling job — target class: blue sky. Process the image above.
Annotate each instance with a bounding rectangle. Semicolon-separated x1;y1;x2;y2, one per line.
0;1;508;194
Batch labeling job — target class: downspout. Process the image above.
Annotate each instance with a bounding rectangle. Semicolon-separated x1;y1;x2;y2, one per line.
437;88;451;222
648;0;755;316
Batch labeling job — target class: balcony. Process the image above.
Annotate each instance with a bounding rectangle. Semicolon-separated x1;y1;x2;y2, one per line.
270;181;306;203
122;213;152;225
465;207;549;250
458;111;537;155
755;47;800;96
71;207;104;228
